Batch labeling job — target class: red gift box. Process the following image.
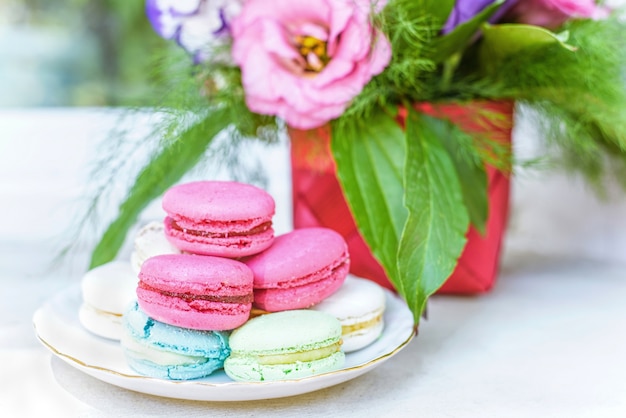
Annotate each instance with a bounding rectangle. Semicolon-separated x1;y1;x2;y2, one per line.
289;101;514;294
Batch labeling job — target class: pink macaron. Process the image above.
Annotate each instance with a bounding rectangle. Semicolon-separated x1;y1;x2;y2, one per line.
162;181;275;258
136;254;254;331
243;227;350;312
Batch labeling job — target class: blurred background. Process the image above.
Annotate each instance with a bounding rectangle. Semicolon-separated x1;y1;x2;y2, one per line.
0;0;165;107
2;0;624;108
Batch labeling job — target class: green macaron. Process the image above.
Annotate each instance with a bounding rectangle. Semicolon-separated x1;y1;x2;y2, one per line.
224;310;345;382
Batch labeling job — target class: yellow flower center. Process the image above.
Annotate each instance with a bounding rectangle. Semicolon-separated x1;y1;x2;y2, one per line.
294;35;329;73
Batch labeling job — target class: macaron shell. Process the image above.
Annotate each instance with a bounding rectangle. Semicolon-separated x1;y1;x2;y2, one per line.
124;355;226;381
228;310;341;353
139;254;253;294
81;261;138;313
162;181;275;222
224;351;345;382
137;254;253;331
124;302;230;357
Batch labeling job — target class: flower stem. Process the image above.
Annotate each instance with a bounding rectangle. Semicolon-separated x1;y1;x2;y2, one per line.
440;53;462;92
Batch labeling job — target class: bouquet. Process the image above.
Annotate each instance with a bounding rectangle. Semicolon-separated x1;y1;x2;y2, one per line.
87;0;626;324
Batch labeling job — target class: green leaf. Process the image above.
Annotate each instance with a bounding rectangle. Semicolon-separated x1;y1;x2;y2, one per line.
331;112;407;280
429;0;505;63
398;110;470;323
431;118;488;234
419;0;456;26
479;23;576;73
89;108;231;268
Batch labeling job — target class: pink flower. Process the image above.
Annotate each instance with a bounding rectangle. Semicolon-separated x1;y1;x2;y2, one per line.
231;0;391;129
505;0;609;29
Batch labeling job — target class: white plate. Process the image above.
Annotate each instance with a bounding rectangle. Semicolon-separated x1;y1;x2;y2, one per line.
33;284;415;401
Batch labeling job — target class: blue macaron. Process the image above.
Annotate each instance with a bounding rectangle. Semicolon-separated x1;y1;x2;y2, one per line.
121;302;230;380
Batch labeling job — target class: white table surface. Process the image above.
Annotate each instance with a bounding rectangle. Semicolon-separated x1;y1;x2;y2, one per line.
1;108;626;417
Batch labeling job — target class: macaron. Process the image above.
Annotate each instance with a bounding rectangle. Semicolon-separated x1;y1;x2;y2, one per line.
311;276;386;352
162;181;275;258
130;221;181;275
136;254;254;331
244;227;350;311
224;310;345;382
78;261;138;340
121;302;230;380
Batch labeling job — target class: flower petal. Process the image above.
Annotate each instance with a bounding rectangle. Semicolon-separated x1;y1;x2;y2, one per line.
232;0;391;128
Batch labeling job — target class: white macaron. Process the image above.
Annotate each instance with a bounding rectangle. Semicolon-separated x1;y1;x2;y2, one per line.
311;275;386;352
130;221;181;275
78;260;138;340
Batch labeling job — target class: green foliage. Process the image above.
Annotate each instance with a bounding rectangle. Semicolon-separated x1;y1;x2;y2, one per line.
430;0;505;63
415;0;456;25
480;23;575;69
475;17;626;191
372;0;439;104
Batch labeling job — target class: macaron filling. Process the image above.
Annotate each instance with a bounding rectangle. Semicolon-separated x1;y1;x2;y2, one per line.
122;332;209;367
164;216;275;256
310;276;386;352
137;287;252;316
138;281;253;304
82;302;123;319
167;217;272;238
342;311;383;335
235;341;343;366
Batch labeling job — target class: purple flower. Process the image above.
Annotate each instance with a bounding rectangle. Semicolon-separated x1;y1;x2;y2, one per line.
146;0;243;62
442;0;519;33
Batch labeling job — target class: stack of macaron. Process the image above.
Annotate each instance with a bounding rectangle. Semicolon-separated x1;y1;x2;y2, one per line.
78;180;388;382
121;180;274;380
